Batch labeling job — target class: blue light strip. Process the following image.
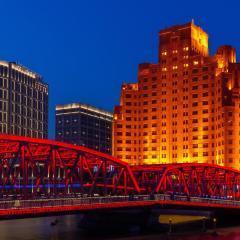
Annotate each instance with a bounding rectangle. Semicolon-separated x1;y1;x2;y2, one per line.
0;184;81;189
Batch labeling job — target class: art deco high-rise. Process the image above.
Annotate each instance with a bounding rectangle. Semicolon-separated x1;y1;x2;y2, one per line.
0;61;48;138
113;21;240;169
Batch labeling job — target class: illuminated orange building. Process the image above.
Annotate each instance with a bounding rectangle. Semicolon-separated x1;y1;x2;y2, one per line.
113;21;240;169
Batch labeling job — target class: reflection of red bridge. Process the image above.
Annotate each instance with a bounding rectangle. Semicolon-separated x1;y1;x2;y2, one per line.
0;134;240;218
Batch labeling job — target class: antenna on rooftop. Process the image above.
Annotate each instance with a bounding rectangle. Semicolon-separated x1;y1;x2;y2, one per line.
191;18;195;24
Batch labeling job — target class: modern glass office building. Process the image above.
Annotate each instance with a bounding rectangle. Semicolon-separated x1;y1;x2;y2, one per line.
0;61;48;138
56;103;113;154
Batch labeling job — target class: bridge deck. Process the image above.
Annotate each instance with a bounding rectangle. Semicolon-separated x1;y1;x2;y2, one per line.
0;194;240;218
0;135;239;218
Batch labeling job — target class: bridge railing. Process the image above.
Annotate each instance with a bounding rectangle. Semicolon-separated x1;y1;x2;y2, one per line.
154;194;240;206
0;194;240;211
0;195;147;210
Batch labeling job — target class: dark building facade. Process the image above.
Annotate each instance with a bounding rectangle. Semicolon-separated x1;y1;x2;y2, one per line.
55;103;113;154
0;61;48;138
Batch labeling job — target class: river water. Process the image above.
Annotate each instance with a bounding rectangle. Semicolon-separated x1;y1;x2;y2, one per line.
0;214;240;240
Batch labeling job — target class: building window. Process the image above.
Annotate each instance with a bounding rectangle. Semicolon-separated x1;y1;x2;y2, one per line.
192;111;198;115
203;143;208;148
202;109;208;114
192;102;198;107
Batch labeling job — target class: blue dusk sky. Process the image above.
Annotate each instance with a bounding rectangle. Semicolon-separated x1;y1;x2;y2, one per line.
0;0;239;138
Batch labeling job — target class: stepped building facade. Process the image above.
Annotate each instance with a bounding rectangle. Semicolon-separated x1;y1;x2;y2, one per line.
113;22;240;169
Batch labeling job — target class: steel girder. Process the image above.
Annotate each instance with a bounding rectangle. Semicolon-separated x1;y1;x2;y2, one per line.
0;135;140;199
132;164;240;199
0;134;240;200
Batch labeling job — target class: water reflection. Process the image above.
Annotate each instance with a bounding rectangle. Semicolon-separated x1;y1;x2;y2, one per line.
0;215;81;240
0;214;240;240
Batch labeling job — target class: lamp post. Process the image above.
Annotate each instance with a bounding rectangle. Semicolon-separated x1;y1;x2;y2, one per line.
168;218;172;233
202;217;206;232
212;217;218;236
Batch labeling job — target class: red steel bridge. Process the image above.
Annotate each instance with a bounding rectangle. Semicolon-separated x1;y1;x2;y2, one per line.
0;134;240;218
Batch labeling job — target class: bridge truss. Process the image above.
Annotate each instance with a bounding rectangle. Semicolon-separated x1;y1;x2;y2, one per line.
0;134;240;200
132;164;240;199
0;135;140;199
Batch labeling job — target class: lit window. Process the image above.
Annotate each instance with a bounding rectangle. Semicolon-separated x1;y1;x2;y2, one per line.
183;47;189;51
184;63;189;68
172;66;178;70
193;60;199;65
162;51;167;56
172;50;178;54
193;152;198;157
162;67;167;72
